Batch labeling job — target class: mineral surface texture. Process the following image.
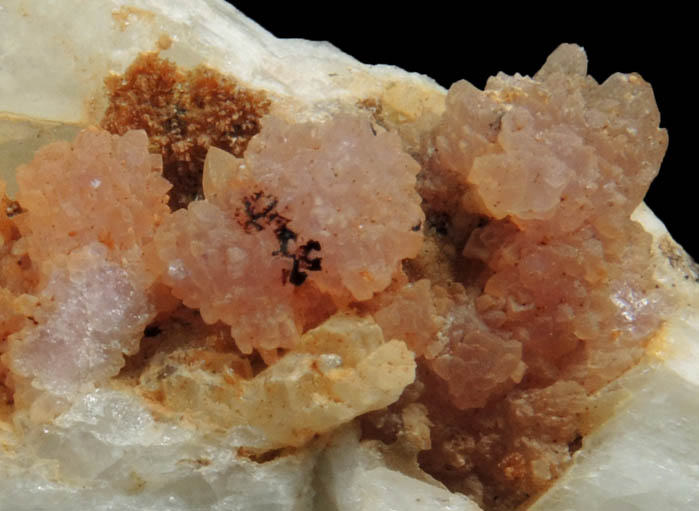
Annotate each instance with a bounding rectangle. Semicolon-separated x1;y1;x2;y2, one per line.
0;1;697;511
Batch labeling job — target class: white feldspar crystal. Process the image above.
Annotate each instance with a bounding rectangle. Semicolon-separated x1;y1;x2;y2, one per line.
0;1;697;511
316;425;480;511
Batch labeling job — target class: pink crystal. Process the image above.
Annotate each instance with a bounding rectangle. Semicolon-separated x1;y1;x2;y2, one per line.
154;113;424;354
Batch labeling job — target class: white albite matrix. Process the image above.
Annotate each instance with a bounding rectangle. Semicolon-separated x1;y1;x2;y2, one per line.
0;1;696;511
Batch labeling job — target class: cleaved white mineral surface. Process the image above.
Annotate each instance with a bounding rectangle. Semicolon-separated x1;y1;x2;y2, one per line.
0;389;319;511
316;425;480;511
0;1;697;511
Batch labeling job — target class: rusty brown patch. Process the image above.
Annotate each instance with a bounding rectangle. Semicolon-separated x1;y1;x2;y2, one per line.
101;53;270;209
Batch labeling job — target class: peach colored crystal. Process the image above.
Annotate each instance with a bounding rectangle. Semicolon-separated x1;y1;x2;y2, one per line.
13;128;171;277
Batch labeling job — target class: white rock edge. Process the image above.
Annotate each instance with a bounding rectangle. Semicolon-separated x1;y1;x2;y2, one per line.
0;0;444;124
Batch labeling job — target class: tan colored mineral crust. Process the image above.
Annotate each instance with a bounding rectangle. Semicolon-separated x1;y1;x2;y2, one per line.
130;311;414;450
0;43;670;510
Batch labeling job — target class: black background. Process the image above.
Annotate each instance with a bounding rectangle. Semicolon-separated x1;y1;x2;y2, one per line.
226;3;693;260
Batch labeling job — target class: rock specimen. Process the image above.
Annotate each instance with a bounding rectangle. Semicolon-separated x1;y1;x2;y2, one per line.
0;1;696;511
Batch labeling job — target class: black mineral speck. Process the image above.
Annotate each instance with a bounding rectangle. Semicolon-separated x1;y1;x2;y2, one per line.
237;191;322;286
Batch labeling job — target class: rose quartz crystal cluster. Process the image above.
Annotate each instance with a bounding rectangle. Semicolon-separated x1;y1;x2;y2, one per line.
0;109;423;407
427;44;667;401
154;113;423;355
369;45;669;509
